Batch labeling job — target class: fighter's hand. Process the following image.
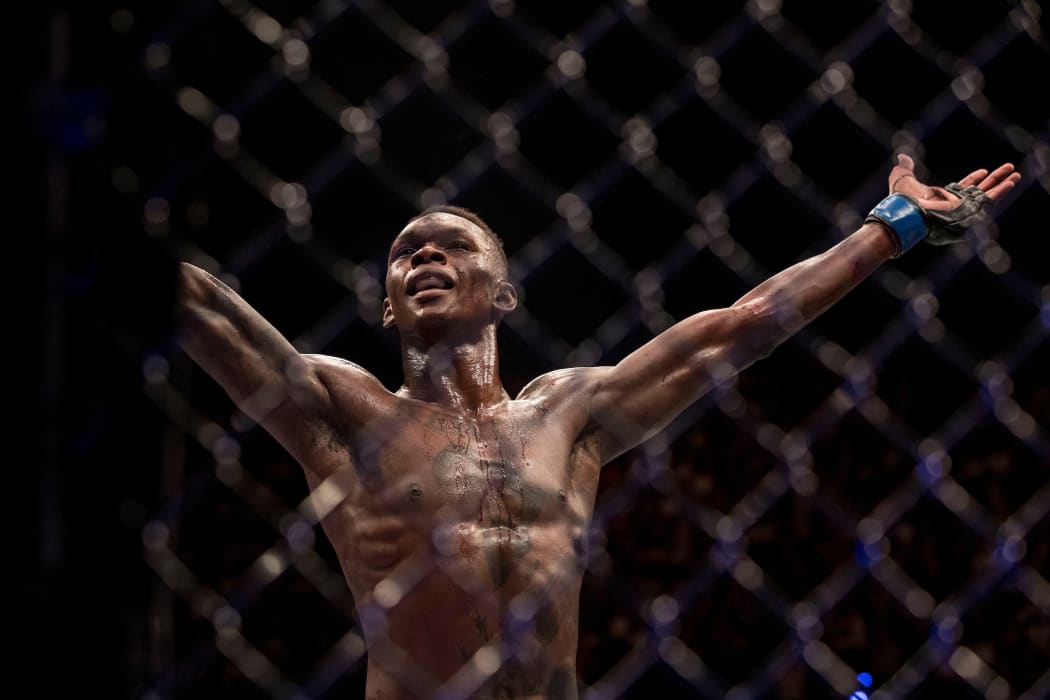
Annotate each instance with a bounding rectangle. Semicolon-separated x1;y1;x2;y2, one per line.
888;153;1021;212
866;153;1021;254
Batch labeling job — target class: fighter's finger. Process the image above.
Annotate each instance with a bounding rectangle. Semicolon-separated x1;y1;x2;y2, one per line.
983;171;1021;200
888;154;919;192
957;168;989;188
976;163;1017;191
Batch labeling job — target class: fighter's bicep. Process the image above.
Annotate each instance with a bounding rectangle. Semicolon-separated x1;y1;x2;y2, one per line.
586;310;752;461
587;362;709;462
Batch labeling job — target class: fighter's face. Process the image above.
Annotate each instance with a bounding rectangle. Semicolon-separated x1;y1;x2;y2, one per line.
383;213;515;337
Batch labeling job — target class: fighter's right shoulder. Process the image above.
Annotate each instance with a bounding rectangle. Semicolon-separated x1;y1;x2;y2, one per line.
294;354;396;418
301;354;390;393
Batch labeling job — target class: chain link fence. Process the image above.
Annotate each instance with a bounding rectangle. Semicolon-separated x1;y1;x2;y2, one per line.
34;0;1050;698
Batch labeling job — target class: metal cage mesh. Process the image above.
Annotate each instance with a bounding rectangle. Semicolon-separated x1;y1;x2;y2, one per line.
37;1;1050;698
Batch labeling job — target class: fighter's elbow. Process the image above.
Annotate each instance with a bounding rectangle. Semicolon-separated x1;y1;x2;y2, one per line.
721;301;789;366
177;261;234;310
175;262;210;312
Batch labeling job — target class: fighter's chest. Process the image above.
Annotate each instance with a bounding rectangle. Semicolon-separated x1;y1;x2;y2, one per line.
353;405;578;522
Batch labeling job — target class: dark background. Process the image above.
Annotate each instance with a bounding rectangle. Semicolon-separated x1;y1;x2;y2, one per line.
27;1;1049;698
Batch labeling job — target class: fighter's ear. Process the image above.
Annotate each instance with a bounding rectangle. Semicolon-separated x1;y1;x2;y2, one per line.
493;280;517;314
382;297;396;328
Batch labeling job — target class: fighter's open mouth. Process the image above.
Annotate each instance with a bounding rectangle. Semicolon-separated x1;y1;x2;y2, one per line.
408;272;454;295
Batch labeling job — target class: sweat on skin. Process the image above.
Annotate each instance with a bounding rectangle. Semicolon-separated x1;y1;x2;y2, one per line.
173;157;1019;699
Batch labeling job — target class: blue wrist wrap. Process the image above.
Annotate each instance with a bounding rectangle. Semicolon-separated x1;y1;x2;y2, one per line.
865;194;928;256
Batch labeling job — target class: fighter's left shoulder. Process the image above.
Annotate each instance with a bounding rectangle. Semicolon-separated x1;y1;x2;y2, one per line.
514;365;609;401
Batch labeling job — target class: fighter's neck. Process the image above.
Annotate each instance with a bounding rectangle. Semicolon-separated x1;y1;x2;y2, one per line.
398;333;508;411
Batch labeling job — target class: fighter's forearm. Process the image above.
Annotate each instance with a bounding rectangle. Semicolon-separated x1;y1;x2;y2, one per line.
728;222;896;353
175;262;299;403
176;263;252;355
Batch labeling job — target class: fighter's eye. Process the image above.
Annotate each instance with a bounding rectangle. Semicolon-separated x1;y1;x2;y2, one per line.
394;246;416;258
449;241;470;250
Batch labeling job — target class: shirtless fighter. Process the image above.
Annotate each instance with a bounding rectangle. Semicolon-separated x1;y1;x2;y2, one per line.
175;154;1019;699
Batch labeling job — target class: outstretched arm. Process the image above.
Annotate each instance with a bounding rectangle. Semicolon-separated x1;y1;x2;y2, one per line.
585;155;1020;463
